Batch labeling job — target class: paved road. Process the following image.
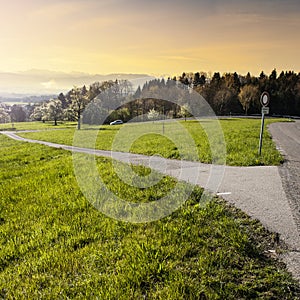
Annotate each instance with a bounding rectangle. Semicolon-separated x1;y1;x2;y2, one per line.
1;127;300;280
269;120;300;280
269;121;300;230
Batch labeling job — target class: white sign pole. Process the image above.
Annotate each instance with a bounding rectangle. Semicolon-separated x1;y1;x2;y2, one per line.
258;91;270;156
258;111;265;156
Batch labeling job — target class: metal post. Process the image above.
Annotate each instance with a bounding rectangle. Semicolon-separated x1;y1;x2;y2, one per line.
162;106;165;134
258;112;265;155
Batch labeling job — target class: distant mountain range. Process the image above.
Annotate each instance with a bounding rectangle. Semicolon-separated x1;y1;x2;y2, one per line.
0;69;155;98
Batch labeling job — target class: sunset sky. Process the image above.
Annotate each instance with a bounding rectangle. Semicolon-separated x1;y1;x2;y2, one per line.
1;0;300;77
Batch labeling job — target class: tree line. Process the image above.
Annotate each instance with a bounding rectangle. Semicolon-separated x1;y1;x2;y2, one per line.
177;69;300;116
110;70;300;119
1;69;299;125
29;80;133;128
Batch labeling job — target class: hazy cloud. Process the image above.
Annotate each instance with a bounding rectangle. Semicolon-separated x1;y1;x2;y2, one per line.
0;0;299;76
41;79;57;89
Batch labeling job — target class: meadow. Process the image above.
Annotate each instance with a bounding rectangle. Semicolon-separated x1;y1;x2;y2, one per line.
0;125;300;298
11;118;285;166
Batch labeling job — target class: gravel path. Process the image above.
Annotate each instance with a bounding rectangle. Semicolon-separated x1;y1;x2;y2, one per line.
2;125;300;280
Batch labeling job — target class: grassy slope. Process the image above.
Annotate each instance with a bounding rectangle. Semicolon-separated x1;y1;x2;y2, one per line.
0;134;299;299
16;118;284;166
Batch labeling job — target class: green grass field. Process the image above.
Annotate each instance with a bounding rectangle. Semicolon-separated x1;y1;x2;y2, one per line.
14;118;285;166
0;132;300;298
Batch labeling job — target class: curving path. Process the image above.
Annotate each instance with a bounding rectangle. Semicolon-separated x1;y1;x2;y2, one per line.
1;125;300;280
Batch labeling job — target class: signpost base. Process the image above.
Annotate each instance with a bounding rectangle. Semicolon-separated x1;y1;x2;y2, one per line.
258;112;265;156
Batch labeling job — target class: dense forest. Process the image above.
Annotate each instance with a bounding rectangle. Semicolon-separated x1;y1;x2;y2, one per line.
1;69;299;125
176;69;300;116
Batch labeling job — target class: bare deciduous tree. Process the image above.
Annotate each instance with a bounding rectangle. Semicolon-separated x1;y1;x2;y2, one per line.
238;85;259;115
70;86;90;130
46;99;63;126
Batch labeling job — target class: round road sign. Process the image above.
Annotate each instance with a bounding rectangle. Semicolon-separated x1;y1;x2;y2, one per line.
260;91;270;107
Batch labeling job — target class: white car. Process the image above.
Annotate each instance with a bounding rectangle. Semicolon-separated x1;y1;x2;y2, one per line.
109;120;123;125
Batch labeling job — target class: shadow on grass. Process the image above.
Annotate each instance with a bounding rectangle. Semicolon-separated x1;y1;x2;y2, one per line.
81;125;125;131
182;119;216;124
218;118;242;121
0;128;16;131
81;127;107;131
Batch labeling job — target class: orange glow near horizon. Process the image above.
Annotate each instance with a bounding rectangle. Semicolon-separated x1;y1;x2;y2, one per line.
0;0;299;77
